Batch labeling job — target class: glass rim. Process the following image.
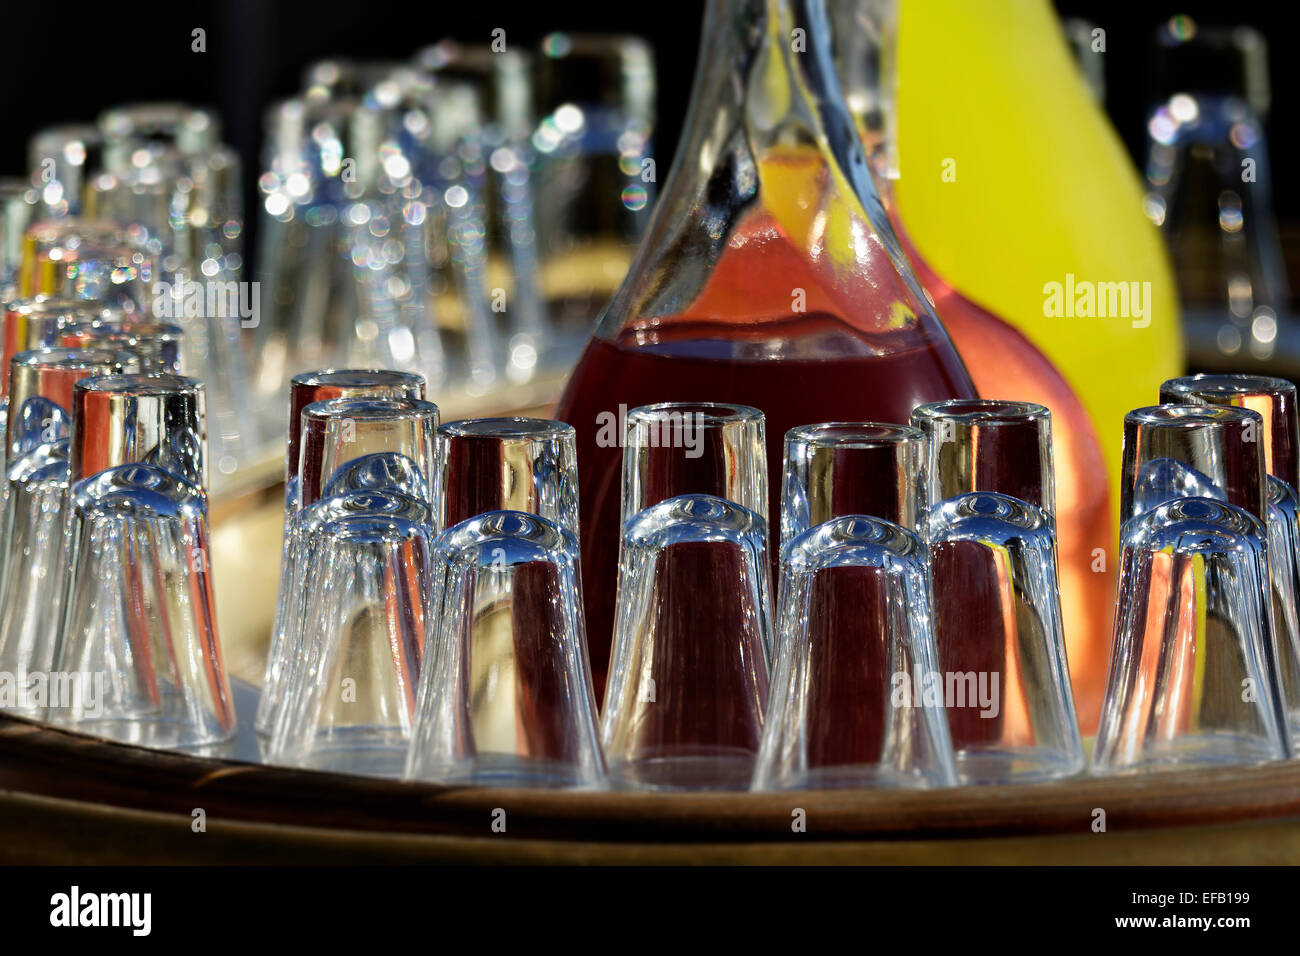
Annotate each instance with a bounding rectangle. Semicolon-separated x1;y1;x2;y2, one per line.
11;346;133;369
1126;403;1262;427
30;123;101;143
40;238;145;260
8;297;118;319
912;398;1050;425
625;401;763;426
301;396;438;421
75;372;201;395
438;416;575;440
784;421;921;449
64;319;183;337
290;368;425;390
99;102;216;134
1162;373;1297;399
24;218;127;245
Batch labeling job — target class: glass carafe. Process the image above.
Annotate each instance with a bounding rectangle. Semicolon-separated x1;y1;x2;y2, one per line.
554;0;976;694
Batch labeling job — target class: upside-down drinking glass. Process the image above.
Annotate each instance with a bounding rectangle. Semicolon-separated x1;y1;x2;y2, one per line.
603;494;772;790
754;514;956;790
257;388;435;736
406;510;604;788
1093;405;1290;772
911;399;1083;784
1160;374;1300;745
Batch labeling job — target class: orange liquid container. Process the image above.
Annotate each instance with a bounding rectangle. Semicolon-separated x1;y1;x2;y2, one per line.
898;223;1115;730
834;0;1185;730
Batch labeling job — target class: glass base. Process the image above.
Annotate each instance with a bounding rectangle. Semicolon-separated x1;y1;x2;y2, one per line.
53;716;236;756
413;754;604;790
606;748;756;792
762;763;951;791
1095;732;1287;775
269;727;411;778
955;746;1085;785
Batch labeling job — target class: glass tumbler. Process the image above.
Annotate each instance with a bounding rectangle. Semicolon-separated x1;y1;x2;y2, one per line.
912;399;1083;784
754;515;956;790
1161;374;1300;744
437;417;579;532
267;508;435;776
18;220;153;316
258;389;436;736
406;511;604;788
602;494;772;790
47;375;217;744
780;422;925;546
1093;404;1290;772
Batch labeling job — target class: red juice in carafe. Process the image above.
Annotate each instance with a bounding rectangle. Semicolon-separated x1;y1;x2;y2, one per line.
556;204;976;695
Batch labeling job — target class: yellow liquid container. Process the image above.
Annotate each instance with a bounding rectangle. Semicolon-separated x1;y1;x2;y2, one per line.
891;0;1184;730
894;0;1182;484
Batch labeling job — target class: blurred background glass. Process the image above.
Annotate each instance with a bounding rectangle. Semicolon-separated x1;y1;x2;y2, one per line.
1;1;1296;484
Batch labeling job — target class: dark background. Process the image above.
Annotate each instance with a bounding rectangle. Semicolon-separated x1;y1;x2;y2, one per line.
3;0;1295;246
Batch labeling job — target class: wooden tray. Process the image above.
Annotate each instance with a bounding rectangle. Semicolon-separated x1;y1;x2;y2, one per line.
4;712;1300;863
4;379;1300;865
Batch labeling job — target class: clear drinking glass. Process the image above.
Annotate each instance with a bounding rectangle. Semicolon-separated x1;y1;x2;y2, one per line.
586;400;770;706
0;179;40;295
1093;404;1291;772
70;374;207;488
1093;497;1290;772
257;388;436;736
416;41;561;380
58;319;184;374
268;370;426;734
1120;404;1266;523
911;399;1055;515
1144;21;1290;364
406;511;604;788
754;514;956;790
7;346;136;464
1;297;122;464
28;375;211;730
1160;374;1300;745
621;402;767;520
261;488;430;741
340;75;473;389
85;111;255;484
404;415;593;785
97;103;221;169
533;33;656;337
296;396;439;511
54;463;234;752
18;220;153;315
0;436;72;717
780;422;925;546
267;507;435;776
284;369;427;512
911;399;1083;783
28;125;104;219
0;346;135;613
603;494;772;790
253;97;365;387
265;66;499;396
437;418;579;532
925;493;1082;783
